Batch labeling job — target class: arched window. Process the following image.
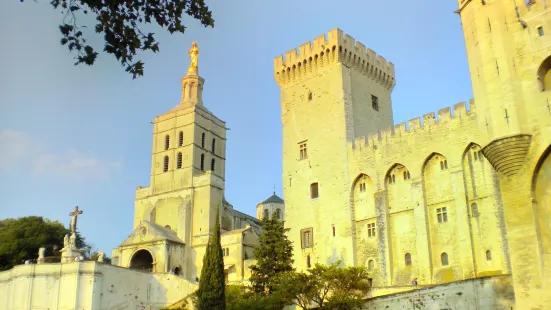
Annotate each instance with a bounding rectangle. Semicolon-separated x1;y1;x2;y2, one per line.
201;132;205;148
537;55;551;91
441;253;449;266
471;203;479;217
276;208;281;219
310;183;319;198
211;158;215;171
368;259;375;271
163;156;169;172
263;209;269;219
212;138;216;153
307;255;311;268
178;131;184;147
486;250;492;261
405;253;412;266
200;153;205;171
164;135;170;150
177;152;183;169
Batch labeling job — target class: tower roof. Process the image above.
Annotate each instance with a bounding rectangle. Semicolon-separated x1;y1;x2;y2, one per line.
259;192;284;205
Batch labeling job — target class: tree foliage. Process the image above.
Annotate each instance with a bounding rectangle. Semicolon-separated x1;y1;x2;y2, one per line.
196;207;225;310
28;0;215;78
279;261;371;309
0;216;68;271
249;212;294;296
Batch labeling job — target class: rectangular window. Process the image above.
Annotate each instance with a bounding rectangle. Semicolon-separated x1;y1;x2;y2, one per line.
538;26;544;36
359;183;366;192
367;222;376;238
437;207;448;223
301;228;313;249
332;225;335;237
310;183;319;199
371;95;379;111
299;142;308;160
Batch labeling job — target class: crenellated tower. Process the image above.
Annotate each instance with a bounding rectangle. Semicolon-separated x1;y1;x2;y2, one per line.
457;1;551;308
274;28;396;271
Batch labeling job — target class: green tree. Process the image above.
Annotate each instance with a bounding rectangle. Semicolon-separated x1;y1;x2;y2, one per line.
249;212;294;297
279;261;371;309
0;216;67;270
196;207;225;310
90;251;112;264
23;0;215;78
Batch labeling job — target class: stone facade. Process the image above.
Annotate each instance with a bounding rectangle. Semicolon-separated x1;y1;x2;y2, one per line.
275;2;551;307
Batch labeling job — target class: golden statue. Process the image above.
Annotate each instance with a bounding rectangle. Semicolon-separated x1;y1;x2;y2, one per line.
188;41;199;74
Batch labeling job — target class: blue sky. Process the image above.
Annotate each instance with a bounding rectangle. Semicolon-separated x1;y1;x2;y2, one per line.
0;0;472;254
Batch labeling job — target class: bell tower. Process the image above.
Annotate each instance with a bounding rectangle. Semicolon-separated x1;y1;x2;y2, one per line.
115;41;228;280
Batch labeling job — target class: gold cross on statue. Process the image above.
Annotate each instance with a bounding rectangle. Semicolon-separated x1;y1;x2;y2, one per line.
69;206;83;235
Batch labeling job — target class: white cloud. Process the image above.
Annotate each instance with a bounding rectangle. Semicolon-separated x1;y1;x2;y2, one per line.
0;129;121;181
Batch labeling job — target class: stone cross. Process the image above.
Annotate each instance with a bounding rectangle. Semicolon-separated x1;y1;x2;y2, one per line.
69;206;83;235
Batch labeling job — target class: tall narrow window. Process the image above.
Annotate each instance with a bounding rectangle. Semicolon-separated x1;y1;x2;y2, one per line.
332;225;336;237
164;135;170;150
201;133;205;148
310;183;319;199
307;255;311;268
367;223;376;237
441;253;449;266
263;209;269;219
178;131;184;146
276;209;281;219
226;248;230;256
211;158;215;171
405;253;412;266
538;26;544;37
299;142;308;160
368;260;375;271
212;138;216;153
177;152;183;169
301;228;313;249
437;207;448;223
471;203;479;217
308;92;313;101
359;182;366;192
486;250;492;261
200;153;205;171
163;156;169;172
371;95;379;111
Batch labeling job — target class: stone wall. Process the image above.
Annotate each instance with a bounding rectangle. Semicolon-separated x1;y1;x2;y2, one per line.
363;275;514;310
0;261;197;310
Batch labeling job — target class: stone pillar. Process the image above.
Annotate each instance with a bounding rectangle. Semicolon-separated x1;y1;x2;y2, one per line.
499;172;544;309
450;169;476;279
411;180;432;284
375;191;392;286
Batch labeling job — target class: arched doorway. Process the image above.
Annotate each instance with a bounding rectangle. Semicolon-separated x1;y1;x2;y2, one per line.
130;249;153;272
533;146;551;275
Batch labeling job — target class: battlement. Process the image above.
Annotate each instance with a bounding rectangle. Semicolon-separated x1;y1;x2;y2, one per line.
352;99;476;150
274;28;395;90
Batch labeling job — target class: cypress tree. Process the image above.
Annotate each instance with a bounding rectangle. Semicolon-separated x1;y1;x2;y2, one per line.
196;207;226;310
250;212;294;295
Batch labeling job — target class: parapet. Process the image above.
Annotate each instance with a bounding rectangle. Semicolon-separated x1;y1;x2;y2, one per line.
352;99;476;150
274;28;395;90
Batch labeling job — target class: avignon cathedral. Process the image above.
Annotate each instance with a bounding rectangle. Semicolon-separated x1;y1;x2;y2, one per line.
1;0;550;309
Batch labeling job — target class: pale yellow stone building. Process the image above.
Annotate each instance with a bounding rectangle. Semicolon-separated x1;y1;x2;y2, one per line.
110;43;269;284
274;2;551;309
